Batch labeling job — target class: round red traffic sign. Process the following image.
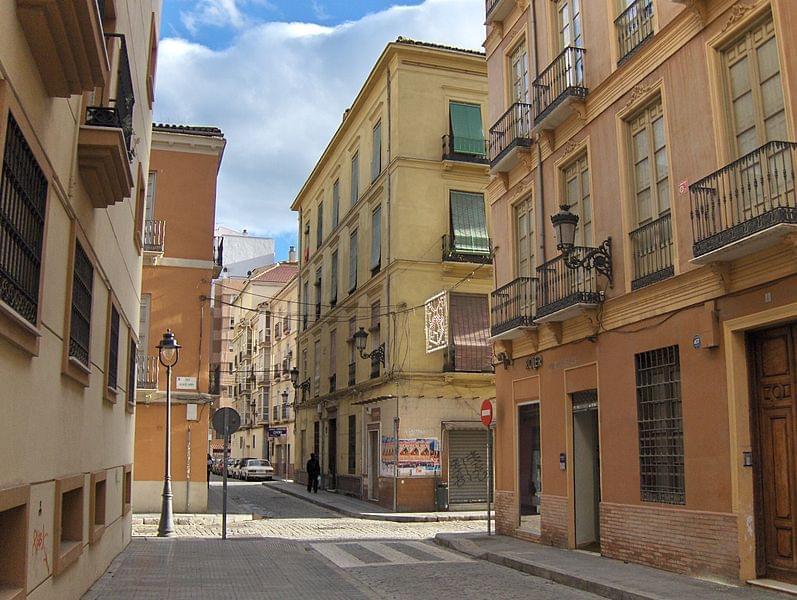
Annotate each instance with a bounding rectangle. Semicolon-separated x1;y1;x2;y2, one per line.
480;399;493;427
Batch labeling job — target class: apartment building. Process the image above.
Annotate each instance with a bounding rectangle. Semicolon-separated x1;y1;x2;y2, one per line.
0;1;159;597
132;124;225;513
291;39;495;511
484;0;797;585
227;262;298;459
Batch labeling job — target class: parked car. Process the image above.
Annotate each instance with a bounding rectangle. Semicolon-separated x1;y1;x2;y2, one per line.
229;459;243;479
240;458;275;481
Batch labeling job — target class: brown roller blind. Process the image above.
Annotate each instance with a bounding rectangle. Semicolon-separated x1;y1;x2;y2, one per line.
449;294;491;372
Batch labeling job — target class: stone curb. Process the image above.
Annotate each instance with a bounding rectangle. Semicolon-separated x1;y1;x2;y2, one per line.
132;513;254;526
434;534;654;600
265;482;485;523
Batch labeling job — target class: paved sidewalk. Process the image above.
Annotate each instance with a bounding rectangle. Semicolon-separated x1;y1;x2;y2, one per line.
435;533;787;600
265;480;487;522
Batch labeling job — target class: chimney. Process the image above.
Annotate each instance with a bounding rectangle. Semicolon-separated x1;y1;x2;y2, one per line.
342;108;351;123
242;229;248;236
288;246;296;262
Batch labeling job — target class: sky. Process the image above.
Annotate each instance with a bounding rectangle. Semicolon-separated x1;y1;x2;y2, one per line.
153;0;485;260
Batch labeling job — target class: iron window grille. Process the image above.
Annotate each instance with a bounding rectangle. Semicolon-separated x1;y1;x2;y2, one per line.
107;305;120;390
127;338;136;410
348;414;356;474
635;345;685;505
69;241;94;367
0;114;47;325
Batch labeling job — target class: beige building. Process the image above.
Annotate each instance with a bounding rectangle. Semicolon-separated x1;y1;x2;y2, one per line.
484;0;797;586
227;262;298;460
133;124;225;513
0;1;159;598
291;39;495;511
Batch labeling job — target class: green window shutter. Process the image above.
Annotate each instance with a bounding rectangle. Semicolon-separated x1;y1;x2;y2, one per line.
450;103;485;155
450;191;490;255
370;207;381;271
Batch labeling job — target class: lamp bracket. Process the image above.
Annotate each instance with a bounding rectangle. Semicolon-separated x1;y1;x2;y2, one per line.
563;237;613;284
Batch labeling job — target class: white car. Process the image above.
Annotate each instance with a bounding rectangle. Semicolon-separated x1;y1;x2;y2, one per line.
239;458;275;481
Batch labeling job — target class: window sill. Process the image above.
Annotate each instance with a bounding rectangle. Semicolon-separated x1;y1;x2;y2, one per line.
126;400;135;415
104;386;119;404
63;356;91;387
54;540;82;576
89;522;105;545
0;299;41;356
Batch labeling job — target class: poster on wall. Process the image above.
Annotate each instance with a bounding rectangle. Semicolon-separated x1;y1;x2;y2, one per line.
380;436;441;477
380;436;397;477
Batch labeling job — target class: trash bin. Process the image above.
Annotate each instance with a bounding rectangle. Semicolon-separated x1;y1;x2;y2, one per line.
436;482;449;511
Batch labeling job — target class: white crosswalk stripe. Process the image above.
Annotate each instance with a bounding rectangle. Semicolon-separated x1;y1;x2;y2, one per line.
311;540;472;569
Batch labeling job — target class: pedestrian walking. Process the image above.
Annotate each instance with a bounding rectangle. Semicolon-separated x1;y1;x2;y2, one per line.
207;453;213;485
306;453;320;493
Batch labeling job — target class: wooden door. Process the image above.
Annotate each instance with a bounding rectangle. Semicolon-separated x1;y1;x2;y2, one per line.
752;325;797;582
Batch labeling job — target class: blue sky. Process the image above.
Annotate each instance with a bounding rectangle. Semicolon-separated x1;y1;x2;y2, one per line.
154;0;483;262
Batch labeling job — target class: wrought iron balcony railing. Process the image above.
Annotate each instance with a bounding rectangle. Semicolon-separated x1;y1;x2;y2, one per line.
690;140;797;259
442;234;492;264
615;0;654;63
370;354;380;379
442;134;488;164
136;354;158;390
443;344;494;373
348;362;356;387
209;366;221;395
630;213;674;290
533;46;587;125
143;219;165;253
490;277;536;338
536;247;603;319
488;102;533;169
86;33;135;158
329;374;336;394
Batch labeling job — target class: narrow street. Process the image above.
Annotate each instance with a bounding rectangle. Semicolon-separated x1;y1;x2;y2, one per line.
86;478;600;599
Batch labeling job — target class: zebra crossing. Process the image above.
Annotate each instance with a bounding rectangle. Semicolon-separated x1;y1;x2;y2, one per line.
310;540;473;569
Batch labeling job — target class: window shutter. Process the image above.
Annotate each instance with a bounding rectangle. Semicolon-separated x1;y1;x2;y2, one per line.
370;207;381;271
371;122;382;181
330;251;338;304
450;191;490;255
351;154;359;205
349;231;358;292
449;294;491;372
449;103;485;155
332;180;340;228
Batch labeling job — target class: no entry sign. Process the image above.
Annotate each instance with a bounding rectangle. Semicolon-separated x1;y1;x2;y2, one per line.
480;399;494;427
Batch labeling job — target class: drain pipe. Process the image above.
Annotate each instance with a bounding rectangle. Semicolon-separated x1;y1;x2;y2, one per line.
531;0;546;266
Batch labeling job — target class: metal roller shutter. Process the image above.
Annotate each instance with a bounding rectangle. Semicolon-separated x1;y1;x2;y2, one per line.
448;430;488;504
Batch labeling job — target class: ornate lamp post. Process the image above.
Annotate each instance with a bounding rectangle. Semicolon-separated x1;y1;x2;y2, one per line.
156;329;181;538
353;327;385;366
550;204;613;284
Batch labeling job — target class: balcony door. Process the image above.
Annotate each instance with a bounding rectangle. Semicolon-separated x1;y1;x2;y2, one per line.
562;155;594;295
139;293;151;355
510;42;529;104
555;0;584;85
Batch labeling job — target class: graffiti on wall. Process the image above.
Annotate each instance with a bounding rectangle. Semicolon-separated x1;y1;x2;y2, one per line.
32;528;50;572
449;449;487;489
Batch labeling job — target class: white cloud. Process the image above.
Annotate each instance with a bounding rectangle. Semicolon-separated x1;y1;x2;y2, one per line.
155;0;485;236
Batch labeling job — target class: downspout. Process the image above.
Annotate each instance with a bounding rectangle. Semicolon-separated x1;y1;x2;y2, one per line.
387;65;398;514
531;0;547;267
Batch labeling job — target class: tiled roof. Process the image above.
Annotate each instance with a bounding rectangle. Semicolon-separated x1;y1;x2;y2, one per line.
153;123;224;137
394;36;485;57
251;262;298;284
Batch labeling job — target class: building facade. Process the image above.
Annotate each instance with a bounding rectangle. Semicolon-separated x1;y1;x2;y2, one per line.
291;39;495;511
0;1;160;597
484;0;797;584
132;124;225;513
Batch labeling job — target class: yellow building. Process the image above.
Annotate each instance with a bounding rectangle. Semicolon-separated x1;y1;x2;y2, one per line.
133;124;226;514
0;1;159;597
291;38;495;511
484;0;797;585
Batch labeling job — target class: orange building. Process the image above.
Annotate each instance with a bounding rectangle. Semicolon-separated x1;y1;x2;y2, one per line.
133;124;226;513
484;0;797;586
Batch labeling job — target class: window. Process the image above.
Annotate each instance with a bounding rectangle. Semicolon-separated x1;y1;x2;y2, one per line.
371;121;382;181
146;12;158;107
316;201;323;249
145;171;156;222
348;317;356;386
330;250;338;306
126;336;136;411
514;197;534;276
509;42;529;103
370;301;381;379
449;102;485;155
332;179;340;228
562;154;592;246
450;191;490;257
350;152;360;205
303;220;310;263
89;471;106;544
313;340;321;397
630;100;669;226
0;114;47;326
107;305;120;391
314;268;322;320
723;16;786;157
348;230;358;293
54;475;84;575
0;485;28;595
314;421;320;458
348;414;356;473
69;240;94;367
302;280;309;330
329;329;337;388
448;294;492;372
139;294;151;356
370;206;381;275
636;345;685;504
556;0;583;49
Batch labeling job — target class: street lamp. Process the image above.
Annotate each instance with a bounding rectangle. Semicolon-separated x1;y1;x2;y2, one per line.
156;329;181;538
289;366;310;395
353;327;385;366
549;205;613;284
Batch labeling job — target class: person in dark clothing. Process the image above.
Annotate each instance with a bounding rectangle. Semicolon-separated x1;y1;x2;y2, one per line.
207;453;213;485
306;453;320;493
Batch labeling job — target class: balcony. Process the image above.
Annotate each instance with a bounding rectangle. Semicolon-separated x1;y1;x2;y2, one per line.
489;102;533;173
143;219;165;262
615;0;654;64
136;355;158;390
442;234;492;264
690;141;797;263
533;47;588;131
17;0;108;98
485;0;516;24
630;213;674;290
443;344;493;373
442;134;488;165
348;362;356;387
490;277;536;340
77;34;134;209
536;248;604;321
